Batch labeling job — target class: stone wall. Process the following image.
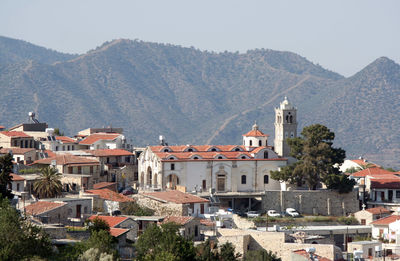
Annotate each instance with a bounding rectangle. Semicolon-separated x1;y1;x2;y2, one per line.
262;190;359;216
133;194;187;216
218;229;343;261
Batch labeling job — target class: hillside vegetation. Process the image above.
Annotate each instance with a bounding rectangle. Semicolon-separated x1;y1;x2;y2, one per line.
0;36;399;168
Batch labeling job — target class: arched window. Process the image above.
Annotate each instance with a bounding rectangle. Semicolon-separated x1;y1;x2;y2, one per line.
265;140;268;146
286;115;289;123
188;148;193;152
264;151;268;159
241;156;246;159
235;148;241;152
193;157;199;159
258;140;262;146
176;177;180;185
163;148;170;152
211;148;217;151
218;156;223;159
241;175;246;184
264;175;269;184
289;115;293;123
249;140;253;146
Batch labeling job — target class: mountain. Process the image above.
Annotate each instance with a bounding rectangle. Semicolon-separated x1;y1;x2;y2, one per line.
0;36;399;168
0;36;77;65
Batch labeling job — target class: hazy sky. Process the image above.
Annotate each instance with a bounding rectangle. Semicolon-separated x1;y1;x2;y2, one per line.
1;0;399;76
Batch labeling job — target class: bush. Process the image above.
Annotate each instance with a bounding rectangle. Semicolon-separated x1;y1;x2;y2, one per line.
337;216;359;225
120;202;154;216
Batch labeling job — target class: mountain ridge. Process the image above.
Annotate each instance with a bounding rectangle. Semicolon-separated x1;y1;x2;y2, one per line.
0;36;399;168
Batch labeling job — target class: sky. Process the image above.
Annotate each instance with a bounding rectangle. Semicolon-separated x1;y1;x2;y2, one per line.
0;0;399;77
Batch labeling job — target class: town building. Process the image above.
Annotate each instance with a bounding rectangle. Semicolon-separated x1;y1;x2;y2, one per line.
354;206;391;225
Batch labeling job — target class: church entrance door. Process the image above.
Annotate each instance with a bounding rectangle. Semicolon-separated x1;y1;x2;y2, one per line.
217;176;225;192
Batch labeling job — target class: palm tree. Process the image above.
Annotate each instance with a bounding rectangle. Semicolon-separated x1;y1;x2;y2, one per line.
34;166;62;198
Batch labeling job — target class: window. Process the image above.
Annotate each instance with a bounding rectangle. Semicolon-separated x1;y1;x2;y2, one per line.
259;140;262;146
125;156;130;163
193;157;199;159
241;175;246;184
266;140;268;146
72;145;75;150
290;132;294;138
171;163;175;170
218;156;223;159
62;146;65;151
30;140;33;148
188;148;193;152
17;157;20;162
361;219;366;225
55;146;59;151
25;140;28;148
249;140;253;146
235;148;241;152
264;151;268;159
241;156;246;159
68;167;73;173
90;166;93;173
13;140;17;147
106;157;110;163
163;148;169;152
285;132;288;138
264;175;269;184
396;190;400;198
211;148;217;152
67;145;70;150
202;180;206;190
78;166;82;174
17;183;20;191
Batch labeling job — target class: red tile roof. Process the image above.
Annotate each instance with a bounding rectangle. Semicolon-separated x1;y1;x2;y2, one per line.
371;178;400;189
162;216;194;225
86;189;134;202
365;207;391;215
79;133;121;145
292;249;331;261
109;227;129;237
0;125;5;129
150;145;277;161
25;201;66;216
143;190;209;204
88;215;129;227
243;129;269;137
371;215;400;225
93;182;116;190
11;173;25;181
351;159;380;168
32;155;99;166
0;147;35;154
56;136;76;143
44;150;56;157
85;149;133;157
0;131;31;138
352;167;394;177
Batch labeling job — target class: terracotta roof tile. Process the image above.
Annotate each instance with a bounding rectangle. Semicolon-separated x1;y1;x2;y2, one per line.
0;147;35;154
86;189;134;202
352;167;394;177
0;131;31;138
199;218;215;227
371;178;400;189
371;215;400;225
11;173;25;181
93;182;116;190
85;149;133;157
162;216;194;225
109;227;129;237
351;159;380;168
79;133;121;145
32;155;99;166
25;201;66;216
365;207;391;215
242;129;269;137
56;136;77;143
143;191;209;204
88;215;129;227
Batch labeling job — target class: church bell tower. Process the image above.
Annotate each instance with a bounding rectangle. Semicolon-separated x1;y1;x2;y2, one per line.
274;97;297;157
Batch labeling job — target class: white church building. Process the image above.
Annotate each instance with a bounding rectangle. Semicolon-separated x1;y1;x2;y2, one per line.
138;97;298;194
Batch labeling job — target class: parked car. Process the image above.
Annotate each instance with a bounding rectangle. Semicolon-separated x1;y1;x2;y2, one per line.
267;210;281;217
246;211;261;218
285;208;300;217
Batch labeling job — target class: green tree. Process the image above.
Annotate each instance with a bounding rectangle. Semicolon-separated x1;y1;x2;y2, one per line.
135;222;196;261
0;153;13;199
54;128;64;136
271;124;354;192
85;230;117;257
243;249;281;261
196;239;219;261
0;198;52;260
78;248;114;261
87;217;110;233
120;201;154;216
34;166;62;198
219;242;241;261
